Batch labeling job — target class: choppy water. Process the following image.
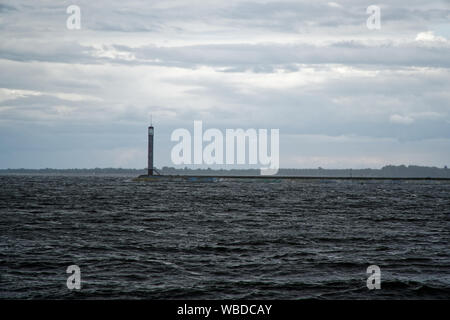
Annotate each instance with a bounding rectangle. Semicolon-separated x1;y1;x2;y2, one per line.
0;175;449;299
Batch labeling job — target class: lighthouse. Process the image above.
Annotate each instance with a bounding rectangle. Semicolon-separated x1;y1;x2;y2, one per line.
148;125;154;176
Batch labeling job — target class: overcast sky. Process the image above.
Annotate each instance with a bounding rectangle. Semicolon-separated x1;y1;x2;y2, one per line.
0;0;449;169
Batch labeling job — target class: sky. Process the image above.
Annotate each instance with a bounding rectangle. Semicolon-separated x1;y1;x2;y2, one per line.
0;0;449;169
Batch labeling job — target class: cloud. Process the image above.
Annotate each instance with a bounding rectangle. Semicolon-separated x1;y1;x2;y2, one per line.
0;4;15;12
1;39;449;70
327;2;342;9
415;31;447;42
389;114;414;125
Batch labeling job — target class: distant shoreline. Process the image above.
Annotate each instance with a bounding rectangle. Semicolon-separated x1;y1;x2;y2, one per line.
0;165;449;178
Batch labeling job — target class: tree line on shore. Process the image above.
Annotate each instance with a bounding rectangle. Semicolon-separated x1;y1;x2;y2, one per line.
0;165;448;178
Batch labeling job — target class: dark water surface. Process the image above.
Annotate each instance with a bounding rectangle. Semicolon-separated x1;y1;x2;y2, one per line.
0;175;449;299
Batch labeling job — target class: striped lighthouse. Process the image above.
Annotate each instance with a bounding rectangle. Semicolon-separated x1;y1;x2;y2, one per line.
148;125;154;176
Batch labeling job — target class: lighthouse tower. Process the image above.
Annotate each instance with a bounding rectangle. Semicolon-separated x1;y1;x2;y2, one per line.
148;125;154;176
